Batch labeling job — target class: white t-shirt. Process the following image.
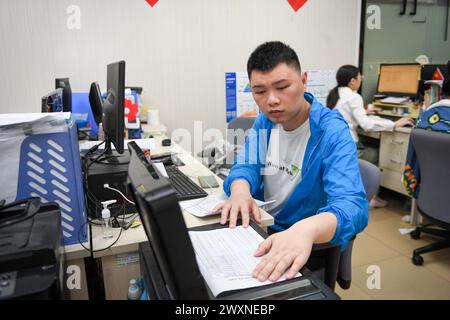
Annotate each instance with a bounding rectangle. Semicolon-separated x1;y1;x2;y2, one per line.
263;119;311;217
335;87;395;142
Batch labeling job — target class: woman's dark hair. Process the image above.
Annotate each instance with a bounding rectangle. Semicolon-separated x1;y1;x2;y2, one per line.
443;60;450;98
326;65;361;109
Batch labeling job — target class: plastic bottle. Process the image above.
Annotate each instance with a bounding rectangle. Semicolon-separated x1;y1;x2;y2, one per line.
101;200;116;239
127;279;142;300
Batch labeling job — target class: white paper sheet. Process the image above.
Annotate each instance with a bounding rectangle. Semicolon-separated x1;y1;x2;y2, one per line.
380;96;410;104
189;226;301;297
0;112;71;126
153;162;168;178
79;138;155;151
179;193;275;218
399;228;415;235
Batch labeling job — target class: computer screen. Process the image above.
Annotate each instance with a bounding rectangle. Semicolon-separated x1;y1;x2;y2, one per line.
127;141;209;300
55;78;72;112
103;61;125;154
376;64;422;97
89;82;103;126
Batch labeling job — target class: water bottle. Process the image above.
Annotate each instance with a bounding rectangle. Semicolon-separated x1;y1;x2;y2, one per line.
127;279;142;300
101;200;116;239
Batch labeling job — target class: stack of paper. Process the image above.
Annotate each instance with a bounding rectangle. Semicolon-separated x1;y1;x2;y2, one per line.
0;113;71;126
380;97;410;105
188;226;301;297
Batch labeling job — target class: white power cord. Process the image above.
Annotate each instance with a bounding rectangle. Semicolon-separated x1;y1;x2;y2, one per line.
103;184;136;205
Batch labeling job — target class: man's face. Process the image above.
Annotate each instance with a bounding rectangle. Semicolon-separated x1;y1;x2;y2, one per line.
250;63;307;125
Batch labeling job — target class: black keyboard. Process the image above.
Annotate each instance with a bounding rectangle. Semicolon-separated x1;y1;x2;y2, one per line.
165;165;208;201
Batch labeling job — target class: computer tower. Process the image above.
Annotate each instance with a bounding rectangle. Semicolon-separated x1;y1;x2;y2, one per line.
85;159;136;218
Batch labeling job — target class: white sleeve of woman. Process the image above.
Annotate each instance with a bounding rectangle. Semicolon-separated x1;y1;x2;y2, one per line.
349;95;395;132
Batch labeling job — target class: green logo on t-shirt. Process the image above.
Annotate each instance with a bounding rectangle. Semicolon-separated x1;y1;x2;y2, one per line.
291;164;301;178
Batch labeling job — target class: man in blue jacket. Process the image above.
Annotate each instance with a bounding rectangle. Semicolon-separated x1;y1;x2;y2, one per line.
213;42;368;283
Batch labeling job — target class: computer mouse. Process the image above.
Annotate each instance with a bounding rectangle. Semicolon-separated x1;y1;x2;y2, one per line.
162;138;171;147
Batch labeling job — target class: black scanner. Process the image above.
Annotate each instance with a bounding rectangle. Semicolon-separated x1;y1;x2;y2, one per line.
0;198;63;300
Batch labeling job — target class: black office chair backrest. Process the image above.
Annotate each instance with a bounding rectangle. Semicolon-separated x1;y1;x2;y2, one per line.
412;129;450;224
226;116;256;147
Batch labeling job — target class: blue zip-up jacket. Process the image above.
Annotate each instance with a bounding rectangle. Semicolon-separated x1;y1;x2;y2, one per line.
224;93;368;250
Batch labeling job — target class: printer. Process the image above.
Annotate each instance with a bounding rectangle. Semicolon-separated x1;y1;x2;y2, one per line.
0;198;64;300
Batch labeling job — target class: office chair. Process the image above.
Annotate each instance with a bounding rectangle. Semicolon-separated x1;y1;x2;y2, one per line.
305;160;378;291
409;129;450;266
336;159;380;289
226;116;257;146
198;116;256;179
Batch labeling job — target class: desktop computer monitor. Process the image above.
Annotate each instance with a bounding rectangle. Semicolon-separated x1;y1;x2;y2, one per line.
89;82;104;126
55;78;72;112
84;61;131;219
103;61;126;155
127;141;209;299
376;63;422;97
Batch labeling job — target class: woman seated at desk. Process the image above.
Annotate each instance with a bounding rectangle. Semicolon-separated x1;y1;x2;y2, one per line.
326;65;414;208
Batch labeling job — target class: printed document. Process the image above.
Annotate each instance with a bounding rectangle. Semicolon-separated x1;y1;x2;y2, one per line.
180;194;275;217
188;226;301;297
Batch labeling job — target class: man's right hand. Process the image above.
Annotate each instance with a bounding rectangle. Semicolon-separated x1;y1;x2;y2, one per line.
212;180;262;229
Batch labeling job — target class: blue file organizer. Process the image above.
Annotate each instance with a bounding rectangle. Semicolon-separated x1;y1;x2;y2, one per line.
15;122;87;246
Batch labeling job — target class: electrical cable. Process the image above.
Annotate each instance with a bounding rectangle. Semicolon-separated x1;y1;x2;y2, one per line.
81;139;109;256
80;140;136;254
87;149;108;169
77;220;123;253
103;185;135;205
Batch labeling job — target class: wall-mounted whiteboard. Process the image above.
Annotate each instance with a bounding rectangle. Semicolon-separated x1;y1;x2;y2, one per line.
307;70;338;106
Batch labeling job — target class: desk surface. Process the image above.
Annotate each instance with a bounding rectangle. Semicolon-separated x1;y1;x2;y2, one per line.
357;126;412;140
65;135;274;260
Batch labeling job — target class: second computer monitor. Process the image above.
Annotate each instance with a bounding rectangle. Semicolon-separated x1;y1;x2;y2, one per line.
89;82;104;126
376;64;422;97
102;61;126;154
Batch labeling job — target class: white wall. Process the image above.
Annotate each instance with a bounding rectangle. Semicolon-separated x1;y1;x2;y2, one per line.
0;0;361;135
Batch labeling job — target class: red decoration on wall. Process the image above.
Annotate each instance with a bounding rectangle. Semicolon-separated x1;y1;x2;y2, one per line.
145;0;159;7
287;0;308;12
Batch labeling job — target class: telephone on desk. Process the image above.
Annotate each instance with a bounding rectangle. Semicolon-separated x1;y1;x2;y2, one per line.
150;152;185;166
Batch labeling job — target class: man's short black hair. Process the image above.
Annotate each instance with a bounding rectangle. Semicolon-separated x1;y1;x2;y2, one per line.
247;41;302;79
